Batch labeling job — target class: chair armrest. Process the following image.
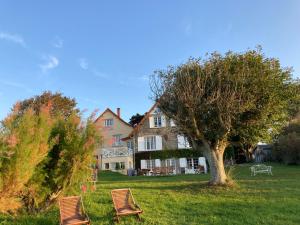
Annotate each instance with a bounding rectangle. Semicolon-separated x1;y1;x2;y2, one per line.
135;203;141;210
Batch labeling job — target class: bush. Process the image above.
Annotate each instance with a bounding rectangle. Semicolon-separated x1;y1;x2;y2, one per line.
0;99;101;214
273;116;300;165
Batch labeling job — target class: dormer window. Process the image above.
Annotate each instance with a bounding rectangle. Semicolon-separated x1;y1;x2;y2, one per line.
104;119;113;127
154;115;162;127
153;107;161;114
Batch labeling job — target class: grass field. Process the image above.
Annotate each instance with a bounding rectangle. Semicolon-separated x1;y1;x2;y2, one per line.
0;163;299;225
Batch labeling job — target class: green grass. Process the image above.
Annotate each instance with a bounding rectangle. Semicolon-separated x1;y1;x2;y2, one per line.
1;163;300;225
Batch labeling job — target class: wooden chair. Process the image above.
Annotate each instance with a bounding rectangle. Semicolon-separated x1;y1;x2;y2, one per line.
59;196;90;225
111;188;143;222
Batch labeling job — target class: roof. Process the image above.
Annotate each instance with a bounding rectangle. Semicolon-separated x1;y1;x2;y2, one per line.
94;108;132;128
122;102;159;140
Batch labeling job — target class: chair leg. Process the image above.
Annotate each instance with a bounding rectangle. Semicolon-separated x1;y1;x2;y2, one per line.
114;215;120;223
136;213;142;221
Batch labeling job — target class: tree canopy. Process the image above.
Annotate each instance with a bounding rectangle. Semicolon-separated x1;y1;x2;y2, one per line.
129;113;145;127
151;48;296;185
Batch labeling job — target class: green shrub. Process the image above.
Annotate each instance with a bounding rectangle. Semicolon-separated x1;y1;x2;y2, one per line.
0;97;101;214
273;116;300;165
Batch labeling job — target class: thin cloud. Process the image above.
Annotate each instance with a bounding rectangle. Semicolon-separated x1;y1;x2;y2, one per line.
0;32;26;47
139;75;149;81
185;23;192;36
40;55;59;73
79;58;89;70
52;36;63;48
0;79;32;92
78;97;100;105
92;69;108;79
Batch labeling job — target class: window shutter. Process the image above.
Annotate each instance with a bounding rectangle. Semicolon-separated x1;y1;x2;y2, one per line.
155;159;161;167
177;135;185;149
179;158;187;167
161;115;166;127
156;135;162;150
140;160;146;169
138;137;144;151
199;157;207;173
170;119;176;127
149;116;154;128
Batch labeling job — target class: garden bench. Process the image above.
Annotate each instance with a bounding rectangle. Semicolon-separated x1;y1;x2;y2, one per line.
111;188;143;223
250;164;272;176
59;196;90;225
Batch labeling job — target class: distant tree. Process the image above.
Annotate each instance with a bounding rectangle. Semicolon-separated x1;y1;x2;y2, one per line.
273;114;300;164
232;81;300;162
17;91;78;118
151;48;295;185
129;113;144;127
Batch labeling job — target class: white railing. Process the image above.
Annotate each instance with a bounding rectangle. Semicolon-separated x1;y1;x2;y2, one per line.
102;147;133;158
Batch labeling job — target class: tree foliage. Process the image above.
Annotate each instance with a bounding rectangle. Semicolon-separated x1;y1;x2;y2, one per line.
17;91;78;118
0;94;101;213
0;104;54;213
273;114;300;164
129;113;145;127
151;48;295;185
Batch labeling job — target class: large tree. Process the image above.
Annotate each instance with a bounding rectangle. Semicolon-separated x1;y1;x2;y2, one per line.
17;91;78;118
151;49;295;185
129;113;145;127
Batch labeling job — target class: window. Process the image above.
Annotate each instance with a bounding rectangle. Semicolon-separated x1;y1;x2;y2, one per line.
115;162;125;170
166;158;175;167
104;119;113;127
105;163;109;169
146;159;156;169
144;136;156;150
187;158;199;169
177;135;191;148
127;140;133;150
153;107;161;114
112;134;122;146
154;115;162;127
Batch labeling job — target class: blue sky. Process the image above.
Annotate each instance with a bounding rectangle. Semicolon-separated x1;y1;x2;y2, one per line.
0;0;300;122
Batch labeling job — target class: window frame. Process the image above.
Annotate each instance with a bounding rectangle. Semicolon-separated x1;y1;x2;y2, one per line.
144;136;156;150
104;118;113;127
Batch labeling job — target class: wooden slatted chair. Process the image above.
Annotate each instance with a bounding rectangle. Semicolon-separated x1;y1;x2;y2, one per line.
111;188;143;222
59;196;90;225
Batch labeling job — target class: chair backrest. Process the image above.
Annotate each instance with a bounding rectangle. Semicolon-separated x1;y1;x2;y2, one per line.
59;196;84;222
111;189;135;210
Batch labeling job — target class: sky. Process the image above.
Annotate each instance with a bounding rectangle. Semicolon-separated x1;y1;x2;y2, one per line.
0;0;300;122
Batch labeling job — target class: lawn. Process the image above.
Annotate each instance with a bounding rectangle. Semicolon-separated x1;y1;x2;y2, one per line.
0;163;299;225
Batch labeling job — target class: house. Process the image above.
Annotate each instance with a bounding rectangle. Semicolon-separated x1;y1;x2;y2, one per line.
123;103;207;175
94;108;134;175
253;143;272;163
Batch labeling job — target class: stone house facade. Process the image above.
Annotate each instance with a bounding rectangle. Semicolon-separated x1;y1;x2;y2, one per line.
123;103;207;175
94;108;133;174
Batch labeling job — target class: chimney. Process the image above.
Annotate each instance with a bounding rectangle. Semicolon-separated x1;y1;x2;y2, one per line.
117;108;121;118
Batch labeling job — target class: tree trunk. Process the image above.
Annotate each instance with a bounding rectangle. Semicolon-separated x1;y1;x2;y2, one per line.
196;140;228;185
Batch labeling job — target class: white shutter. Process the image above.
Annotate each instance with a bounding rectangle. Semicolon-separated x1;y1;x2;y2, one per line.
199;157;207;173
161;115;166;127
140;160;146;169
138;137;145;151
149;116;154;128
170;119;176;127
155;159;161;167
156;135;162;150
179;158;187;167
177;135;185;149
